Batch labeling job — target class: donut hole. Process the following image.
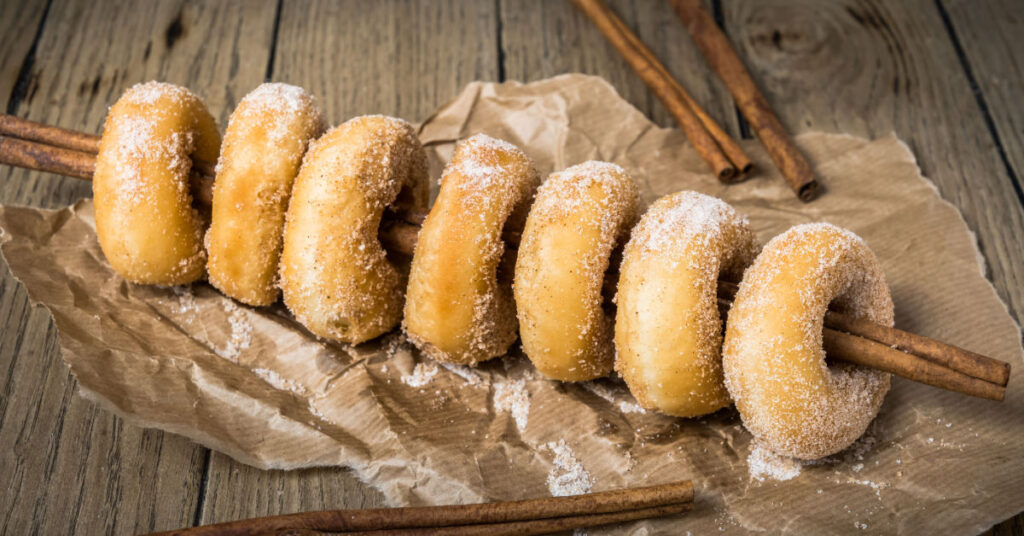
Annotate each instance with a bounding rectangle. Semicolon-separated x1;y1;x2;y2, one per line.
389;182;423;221
600;241;626;314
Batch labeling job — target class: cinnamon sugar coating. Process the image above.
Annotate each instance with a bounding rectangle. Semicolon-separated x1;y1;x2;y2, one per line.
93;81;220;285
722;223;893;459
207;83;326;306
404;134;540;364
279;115;429;344
514;161;639;381
615;191;758;417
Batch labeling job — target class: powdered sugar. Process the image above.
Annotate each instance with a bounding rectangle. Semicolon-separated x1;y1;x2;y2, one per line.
748;441;802;482
493;379;530;432
543;440;593;496
581;381;646;414
216;300;252;362
253;368;307;395
402;361;439;388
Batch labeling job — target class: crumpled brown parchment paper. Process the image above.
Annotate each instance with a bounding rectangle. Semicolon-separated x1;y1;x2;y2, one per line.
1;74;1022;534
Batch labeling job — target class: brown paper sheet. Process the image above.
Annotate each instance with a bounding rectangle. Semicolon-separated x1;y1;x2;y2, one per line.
1;74;1022;534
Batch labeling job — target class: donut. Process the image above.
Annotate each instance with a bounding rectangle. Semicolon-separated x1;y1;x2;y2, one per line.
404;134;540;364
514;161;639;381
279;115;429;344
722;223;894;459
615;191;757;417
93;81;220;285
206;83;325;306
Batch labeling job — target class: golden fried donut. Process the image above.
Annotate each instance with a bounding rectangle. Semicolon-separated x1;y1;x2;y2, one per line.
279;115;429;344
722;223;894;459
93;81;220;285
404;134;540;364
615;191;757;417
514;161;639;381
206;83;325;306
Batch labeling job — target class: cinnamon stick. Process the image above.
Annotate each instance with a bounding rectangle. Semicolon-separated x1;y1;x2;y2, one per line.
0;114;101;153
145;480;693;536
570;0;739;181
670;0;819;201
329;503;692;536
0;135;95;179
823;329;1006;401
716;281;1010;389
604;8;752;177
825;311;1010;387
0;118;1011;401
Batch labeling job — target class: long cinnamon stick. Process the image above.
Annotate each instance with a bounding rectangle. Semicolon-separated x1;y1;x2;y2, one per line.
823;329;1006;401
0;117;1011;401
0;135;95;179
331;503;692;536
601;6;752;177
716;281;1010;388
145;480;693;536
825;311;1010;387
670;0;819;201
0;114;101;153
570;0;738;181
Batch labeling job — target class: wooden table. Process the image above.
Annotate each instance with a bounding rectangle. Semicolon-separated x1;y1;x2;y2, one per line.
1;0;1021;534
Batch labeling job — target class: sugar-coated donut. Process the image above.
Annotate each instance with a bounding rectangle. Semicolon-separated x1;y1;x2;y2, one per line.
206;83;325;306
722;223;894;459
615;191;757;417
514;161;639;381
279;115;429;344
93;81;220;285
404;134;540;364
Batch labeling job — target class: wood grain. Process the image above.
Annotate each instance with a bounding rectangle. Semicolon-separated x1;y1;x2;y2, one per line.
718;0;1024;324
940;0;1024;198
271;0;499;123
946;4;1024;531
501;0;742;134
193;0;501;526
0;0;277;534
0;0;48;108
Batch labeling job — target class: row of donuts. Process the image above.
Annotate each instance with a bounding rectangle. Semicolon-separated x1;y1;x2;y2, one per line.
93;82;892;459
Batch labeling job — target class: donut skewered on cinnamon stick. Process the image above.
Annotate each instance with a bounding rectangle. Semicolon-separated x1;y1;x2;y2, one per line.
0;87;1010;417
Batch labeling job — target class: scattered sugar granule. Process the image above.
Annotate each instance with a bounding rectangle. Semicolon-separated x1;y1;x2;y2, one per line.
171;285;199;316
441;362;482;385
307;399;329;422
581;381;646;414
748;442;802;482
544;440;592;496
216;300;252;362
493;379;530;432
402;362;439;388
252;368;306;395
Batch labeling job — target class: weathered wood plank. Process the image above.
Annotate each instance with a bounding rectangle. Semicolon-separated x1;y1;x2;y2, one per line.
946;3;1024;532
942;4;1024;531
0;1;277;534
271;0;500;123
718;0;1024;323
0;0;48;106
195;0;501;525
500;0;743;134
941;0;1024;206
